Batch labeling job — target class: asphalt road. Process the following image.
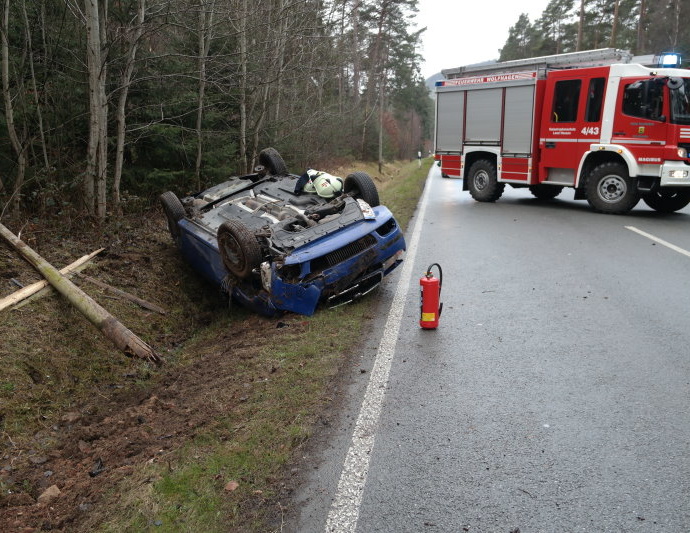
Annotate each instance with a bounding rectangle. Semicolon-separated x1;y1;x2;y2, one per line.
290;163;690;533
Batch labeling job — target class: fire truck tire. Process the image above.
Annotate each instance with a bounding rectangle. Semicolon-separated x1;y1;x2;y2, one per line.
217;220;262;279
642;189;690;213
159;191;185;241
585;162;640;214
345;171;380;207
529;185;563;200
468;159;504;202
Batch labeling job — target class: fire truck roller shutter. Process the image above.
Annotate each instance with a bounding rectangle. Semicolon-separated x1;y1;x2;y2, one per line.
436;91;465;152
503;85;535;155
465;89;502;143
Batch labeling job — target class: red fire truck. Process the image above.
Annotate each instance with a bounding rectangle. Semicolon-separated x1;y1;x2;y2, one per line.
434;48;690;214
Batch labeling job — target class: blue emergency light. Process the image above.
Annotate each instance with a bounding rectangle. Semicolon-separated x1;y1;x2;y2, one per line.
656;52;682;68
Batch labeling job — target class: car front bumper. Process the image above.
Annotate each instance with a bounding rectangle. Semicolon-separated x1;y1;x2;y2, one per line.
267;209;406;315
176;206;406;316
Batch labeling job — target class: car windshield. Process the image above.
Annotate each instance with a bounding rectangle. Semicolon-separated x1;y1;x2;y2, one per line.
669;78;690;125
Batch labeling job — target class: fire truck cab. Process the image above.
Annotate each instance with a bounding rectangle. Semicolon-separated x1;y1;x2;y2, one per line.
434;48;690;214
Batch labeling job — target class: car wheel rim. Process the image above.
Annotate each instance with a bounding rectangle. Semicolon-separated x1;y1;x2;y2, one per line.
474;170;488;191
598;175;627;203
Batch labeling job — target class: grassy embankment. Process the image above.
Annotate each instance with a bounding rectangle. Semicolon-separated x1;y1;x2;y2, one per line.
0;158;433;532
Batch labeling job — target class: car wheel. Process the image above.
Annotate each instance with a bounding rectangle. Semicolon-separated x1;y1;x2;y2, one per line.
467;159;504;202
344;171;380;207
529;184;563;200
217;220;262;279
159;191;185;241
258;147;288;176
585;162;639;214
642;189;690;213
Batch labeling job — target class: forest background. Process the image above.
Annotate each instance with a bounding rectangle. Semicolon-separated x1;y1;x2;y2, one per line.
1;0;690;221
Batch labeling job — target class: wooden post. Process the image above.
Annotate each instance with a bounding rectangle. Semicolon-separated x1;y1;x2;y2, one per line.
0;223;161;365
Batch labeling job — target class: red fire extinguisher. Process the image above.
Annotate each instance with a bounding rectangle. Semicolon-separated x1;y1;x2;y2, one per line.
420;263;443;329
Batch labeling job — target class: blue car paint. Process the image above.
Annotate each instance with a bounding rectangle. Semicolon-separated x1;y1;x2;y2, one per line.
268;274;324;315
174;202;405;316
283;206;392;265
177;219;227;285
269;215;405;315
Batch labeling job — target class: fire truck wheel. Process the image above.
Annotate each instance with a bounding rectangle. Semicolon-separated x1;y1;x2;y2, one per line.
217;220;262;279
642;189;690;213
585;162;640;214
468;159;505;202
529;185;563;200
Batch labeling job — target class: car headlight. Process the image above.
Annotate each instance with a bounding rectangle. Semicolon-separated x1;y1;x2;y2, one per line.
678;147;688;158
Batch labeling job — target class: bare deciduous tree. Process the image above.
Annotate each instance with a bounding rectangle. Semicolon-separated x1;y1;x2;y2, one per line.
113;0;147;208
1;0;28;212
82;0;109;218
194;0;214;189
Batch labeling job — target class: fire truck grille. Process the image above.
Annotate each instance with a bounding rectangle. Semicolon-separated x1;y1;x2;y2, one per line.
311;234;377;272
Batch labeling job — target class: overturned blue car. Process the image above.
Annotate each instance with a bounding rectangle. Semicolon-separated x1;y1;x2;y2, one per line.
160;148;406;316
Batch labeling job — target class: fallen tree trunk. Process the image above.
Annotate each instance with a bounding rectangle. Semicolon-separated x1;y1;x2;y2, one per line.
0;248;104;312
77;273;167;315
0;223;161;365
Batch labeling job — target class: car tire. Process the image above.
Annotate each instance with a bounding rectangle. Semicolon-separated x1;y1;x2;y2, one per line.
467;159;504;202
585;162;639;214
529;184;563;200
159;191;185;241
258;147;288;176
344;171;380;207
217;220;262;279
642;189;690;213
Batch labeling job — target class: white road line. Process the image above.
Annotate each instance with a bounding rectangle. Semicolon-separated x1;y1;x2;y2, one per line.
324;168;434;532
625;225;690;259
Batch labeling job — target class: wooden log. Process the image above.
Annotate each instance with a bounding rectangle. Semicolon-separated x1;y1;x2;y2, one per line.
77;273;167;315
0;248;104;312
0;223;161;365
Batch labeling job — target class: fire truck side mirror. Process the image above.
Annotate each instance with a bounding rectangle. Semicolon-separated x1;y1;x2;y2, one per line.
668;77;683;90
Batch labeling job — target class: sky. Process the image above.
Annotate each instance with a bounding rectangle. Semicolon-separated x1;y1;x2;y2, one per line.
414;0;551;79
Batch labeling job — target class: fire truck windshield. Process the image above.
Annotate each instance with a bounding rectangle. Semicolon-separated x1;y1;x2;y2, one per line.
623;79;664;121
669;78;690;125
